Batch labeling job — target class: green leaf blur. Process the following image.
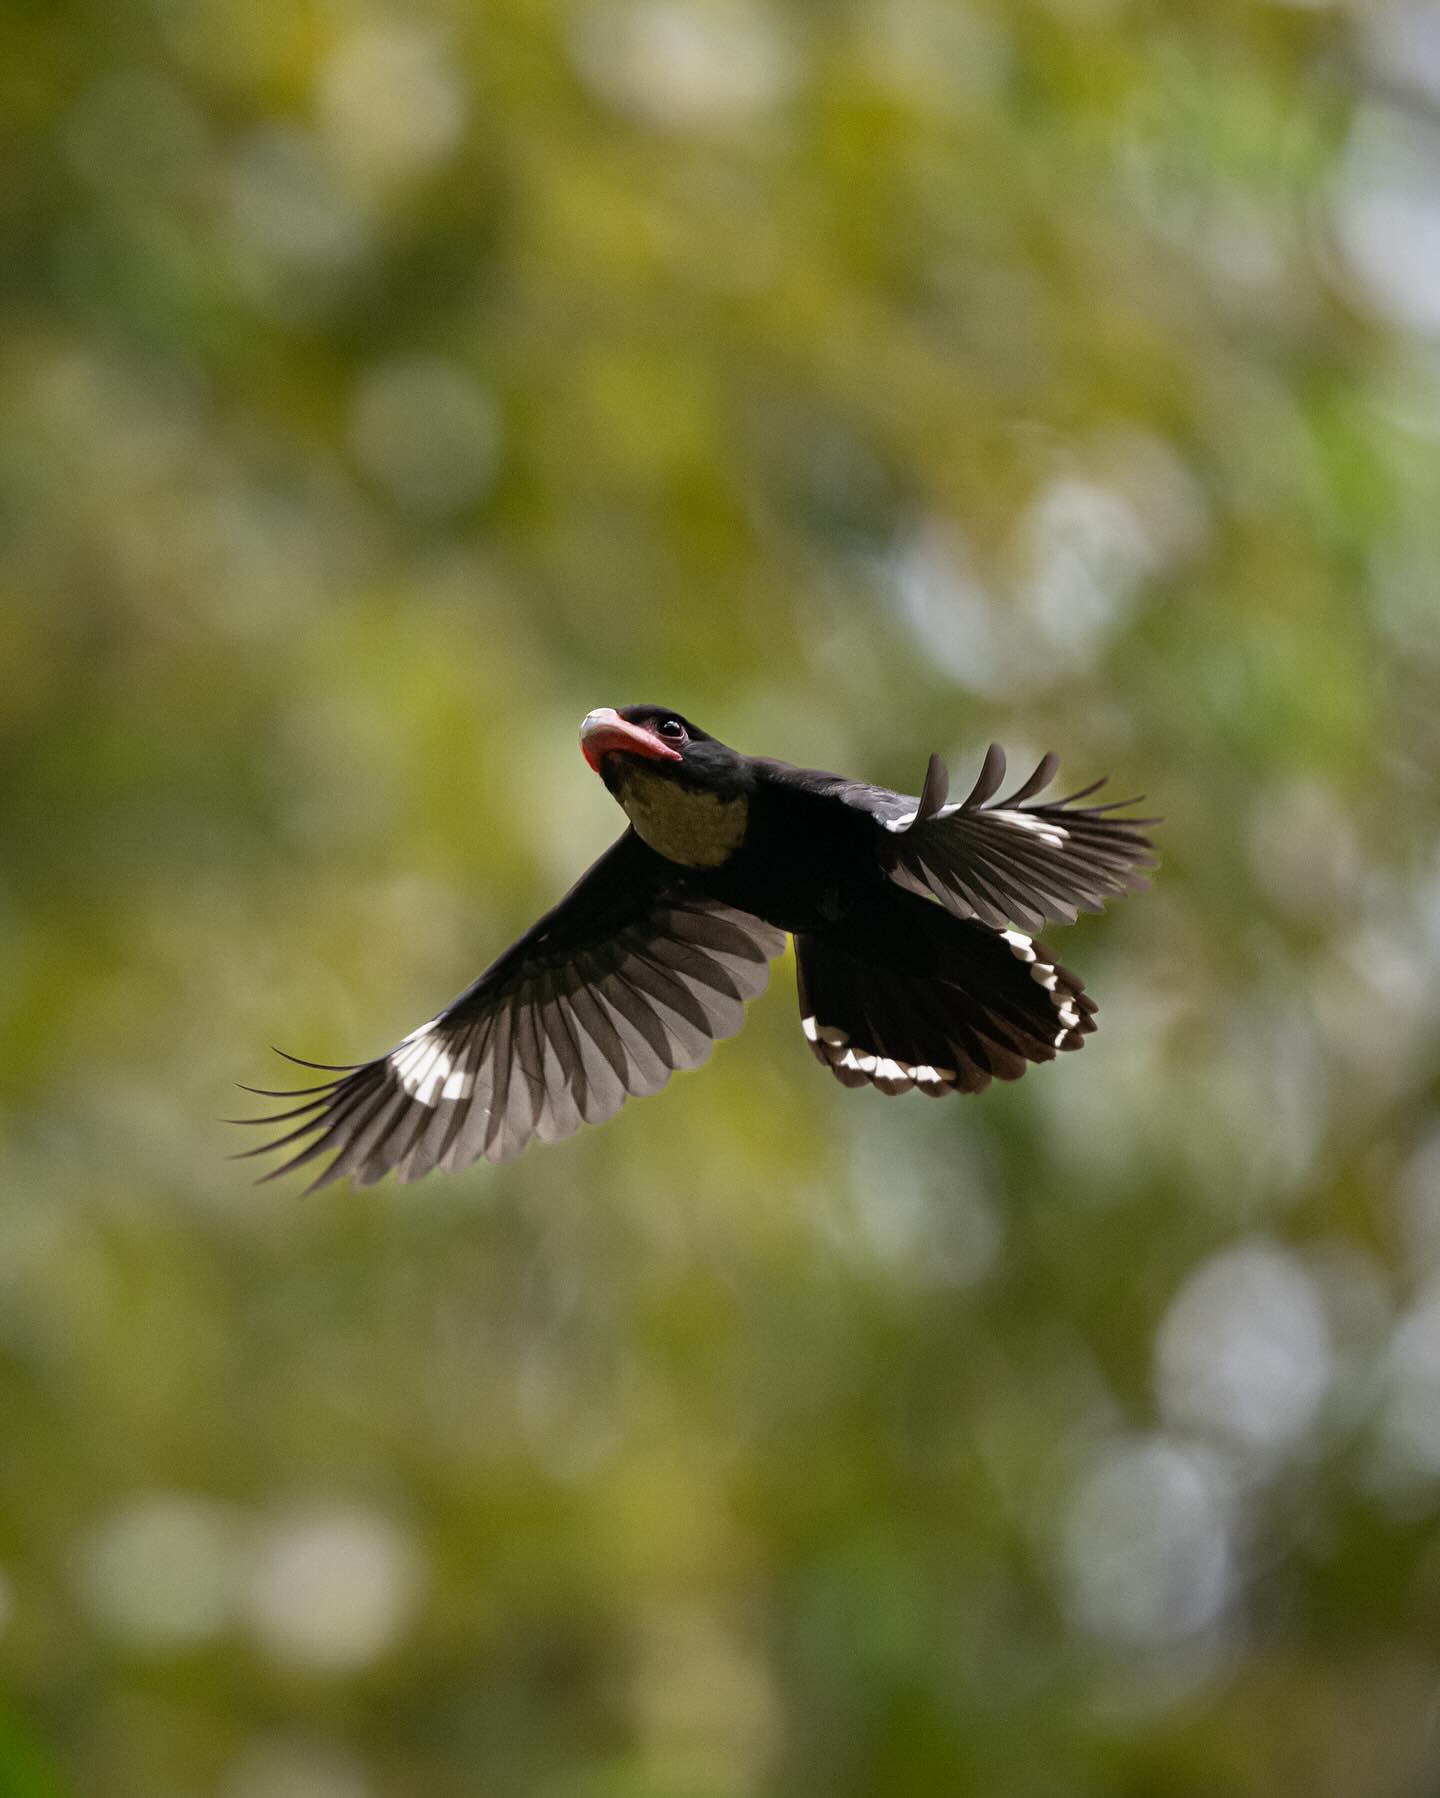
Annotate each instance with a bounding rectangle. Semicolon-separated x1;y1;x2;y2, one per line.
2;1;1438;1794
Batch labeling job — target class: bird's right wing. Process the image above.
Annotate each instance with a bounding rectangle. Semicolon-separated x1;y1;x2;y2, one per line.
235;831;787;1191
854;744;1158;934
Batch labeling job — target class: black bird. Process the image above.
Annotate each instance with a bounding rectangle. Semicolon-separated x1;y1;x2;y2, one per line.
237;707;1156;1190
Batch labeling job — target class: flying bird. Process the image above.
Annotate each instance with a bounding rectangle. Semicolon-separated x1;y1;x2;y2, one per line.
237;707;1156;1191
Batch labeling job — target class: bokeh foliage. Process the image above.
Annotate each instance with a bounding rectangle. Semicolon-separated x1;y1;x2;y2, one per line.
3;0;1440;1794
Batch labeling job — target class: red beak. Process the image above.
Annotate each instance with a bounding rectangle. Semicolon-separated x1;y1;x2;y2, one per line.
579;708;684;773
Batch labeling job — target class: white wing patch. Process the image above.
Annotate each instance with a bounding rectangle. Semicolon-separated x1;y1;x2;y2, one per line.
390;1023;476;1106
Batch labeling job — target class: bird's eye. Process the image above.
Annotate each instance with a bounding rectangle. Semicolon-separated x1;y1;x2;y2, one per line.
658;719;686;741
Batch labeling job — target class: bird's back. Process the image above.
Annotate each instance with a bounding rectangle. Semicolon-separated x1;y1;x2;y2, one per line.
698;758;891;932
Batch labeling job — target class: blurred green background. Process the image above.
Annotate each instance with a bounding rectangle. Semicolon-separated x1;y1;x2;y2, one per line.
3;0;1440;1794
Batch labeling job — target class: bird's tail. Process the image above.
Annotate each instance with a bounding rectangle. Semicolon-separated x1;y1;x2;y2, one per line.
794;886;1097;1096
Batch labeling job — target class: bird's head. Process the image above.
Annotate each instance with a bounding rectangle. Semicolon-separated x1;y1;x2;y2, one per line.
579;705;742;786
579;706;752;864
580;704;692;772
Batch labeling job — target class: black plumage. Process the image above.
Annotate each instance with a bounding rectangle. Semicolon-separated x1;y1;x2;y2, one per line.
236;706;1156;1189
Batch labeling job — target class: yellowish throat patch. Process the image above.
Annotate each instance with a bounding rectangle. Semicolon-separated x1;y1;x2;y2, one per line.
616;768;749;868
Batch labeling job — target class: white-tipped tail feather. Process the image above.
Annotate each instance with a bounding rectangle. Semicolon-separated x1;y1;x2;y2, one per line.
795;890;1096;1098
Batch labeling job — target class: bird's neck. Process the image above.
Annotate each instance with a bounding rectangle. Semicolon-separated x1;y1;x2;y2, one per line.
612;764;749;868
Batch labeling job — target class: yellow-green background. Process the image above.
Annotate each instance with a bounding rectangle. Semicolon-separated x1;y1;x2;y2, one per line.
3;2;1440;1794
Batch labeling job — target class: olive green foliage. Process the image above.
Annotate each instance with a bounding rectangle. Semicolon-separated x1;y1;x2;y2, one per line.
2;1;1438;1794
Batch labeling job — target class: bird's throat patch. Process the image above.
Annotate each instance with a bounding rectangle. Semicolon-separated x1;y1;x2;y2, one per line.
615;769;749;868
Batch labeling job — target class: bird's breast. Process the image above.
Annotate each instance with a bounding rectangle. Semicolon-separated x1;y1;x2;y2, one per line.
615;769;749;868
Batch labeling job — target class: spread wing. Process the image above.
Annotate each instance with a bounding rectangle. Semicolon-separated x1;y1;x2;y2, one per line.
234;831;787;1192
855;744;1158;934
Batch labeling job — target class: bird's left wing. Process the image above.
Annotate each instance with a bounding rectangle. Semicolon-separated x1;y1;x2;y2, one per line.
850;744;1158;934
236;831;787;1191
